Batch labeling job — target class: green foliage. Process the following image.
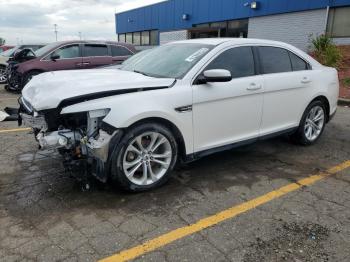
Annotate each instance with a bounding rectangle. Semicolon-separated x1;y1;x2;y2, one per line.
311;34;342;69
0;37;5;45
343;77;350;88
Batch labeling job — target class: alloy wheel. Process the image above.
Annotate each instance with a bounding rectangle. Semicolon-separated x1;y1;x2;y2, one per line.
122;131;172;186
0;67;7;83
304;105;325;141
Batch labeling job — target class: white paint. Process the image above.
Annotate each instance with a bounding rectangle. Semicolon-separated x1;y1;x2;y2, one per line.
22;38;339;155
22;69;175;110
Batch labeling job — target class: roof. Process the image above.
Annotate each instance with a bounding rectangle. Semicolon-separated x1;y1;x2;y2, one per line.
170;37;322;68
51;40;129;45
170;38;290;47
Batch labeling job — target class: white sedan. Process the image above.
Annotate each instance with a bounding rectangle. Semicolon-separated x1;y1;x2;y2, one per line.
19;38;339;191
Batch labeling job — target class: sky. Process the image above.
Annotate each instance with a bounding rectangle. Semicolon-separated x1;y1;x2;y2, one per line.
0;0;166;45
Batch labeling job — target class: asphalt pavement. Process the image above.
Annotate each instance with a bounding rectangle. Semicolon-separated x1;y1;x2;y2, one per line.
1;85;350;262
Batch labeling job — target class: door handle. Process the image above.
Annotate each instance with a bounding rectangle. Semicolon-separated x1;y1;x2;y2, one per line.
247;83;262;91
82;62;90;65
301;77;311;84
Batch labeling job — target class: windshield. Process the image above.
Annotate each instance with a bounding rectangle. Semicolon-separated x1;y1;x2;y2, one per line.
121;49;152;67
0;47;18;57
120;43;213;79
35;42;59;57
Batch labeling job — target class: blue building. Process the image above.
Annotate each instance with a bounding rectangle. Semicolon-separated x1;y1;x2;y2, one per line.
115;0;350;51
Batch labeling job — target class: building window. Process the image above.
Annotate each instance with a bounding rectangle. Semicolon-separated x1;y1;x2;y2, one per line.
191;19;248;39
141;31;150;45
327;7;350;38
150;30;159;45
133;32;141;45
227;19;248;38
118;34;126;43
120;30;159;46
126;33;133;44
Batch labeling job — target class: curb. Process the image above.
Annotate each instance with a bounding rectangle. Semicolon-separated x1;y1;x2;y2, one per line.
338;98;350;106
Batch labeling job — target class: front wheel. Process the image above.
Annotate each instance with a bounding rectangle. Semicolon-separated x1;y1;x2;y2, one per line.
110;123;178;192
291;100;326;145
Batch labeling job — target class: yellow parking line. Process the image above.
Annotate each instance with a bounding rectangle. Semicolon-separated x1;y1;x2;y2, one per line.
100;160;350;262
0;127;31;134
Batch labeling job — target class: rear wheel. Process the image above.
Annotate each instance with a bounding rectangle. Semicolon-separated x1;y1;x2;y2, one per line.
110;123;178;192
0;65;7;84
292;100;326;145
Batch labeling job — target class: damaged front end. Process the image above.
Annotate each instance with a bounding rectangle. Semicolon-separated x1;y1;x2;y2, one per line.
18;97;121;184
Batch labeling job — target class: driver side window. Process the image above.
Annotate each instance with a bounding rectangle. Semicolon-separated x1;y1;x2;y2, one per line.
205;46;255;79
52;45;80;59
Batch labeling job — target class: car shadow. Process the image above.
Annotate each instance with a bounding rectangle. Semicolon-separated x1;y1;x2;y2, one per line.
0;135;333;222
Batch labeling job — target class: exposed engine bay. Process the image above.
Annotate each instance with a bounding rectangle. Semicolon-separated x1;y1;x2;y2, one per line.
18;96;121;188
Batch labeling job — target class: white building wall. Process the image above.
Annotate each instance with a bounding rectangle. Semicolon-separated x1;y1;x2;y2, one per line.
248;9;327;51
332;38;350;46
159;30;189;45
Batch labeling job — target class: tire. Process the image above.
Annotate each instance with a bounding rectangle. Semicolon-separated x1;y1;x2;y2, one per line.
291;100;327;145
110;123;178;192
23;70;42;88
0;65;7;84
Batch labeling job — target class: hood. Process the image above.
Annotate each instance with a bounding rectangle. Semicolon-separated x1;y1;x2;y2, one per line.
22;69;175;111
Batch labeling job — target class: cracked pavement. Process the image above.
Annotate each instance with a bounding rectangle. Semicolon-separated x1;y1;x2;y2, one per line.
1;86;350;261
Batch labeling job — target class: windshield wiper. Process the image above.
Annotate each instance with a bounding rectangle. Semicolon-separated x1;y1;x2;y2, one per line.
133;70;150;77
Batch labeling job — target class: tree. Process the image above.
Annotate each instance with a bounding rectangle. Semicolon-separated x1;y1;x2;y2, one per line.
0;37;5;45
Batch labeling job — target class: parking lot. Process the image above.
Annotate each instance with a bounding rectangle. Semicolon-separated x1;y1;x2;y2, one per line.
0;85;350;262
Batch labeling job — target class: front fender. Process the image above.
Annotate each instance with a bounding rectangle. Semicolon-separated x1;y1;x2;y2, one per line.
61;86;194;154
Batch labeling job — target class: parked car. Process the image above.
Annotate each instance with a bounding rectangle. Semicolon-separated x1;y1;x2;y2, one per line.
0;45;15;53
0;44;45;84
18;38;339;192
6;40;136;91
99;49;152;69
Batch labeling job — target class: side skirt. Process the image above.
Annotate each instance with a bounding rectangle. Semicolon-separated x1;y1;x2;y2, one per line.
184;127;298;163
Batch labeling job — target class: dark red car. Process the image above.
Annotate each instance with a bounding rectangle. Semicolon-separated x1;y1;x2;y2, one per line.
6;40;136;91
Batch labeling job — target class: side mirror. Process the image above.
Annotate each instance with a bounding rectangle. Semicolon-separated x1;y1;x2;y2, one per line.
51;54;60;61
196;69;232;84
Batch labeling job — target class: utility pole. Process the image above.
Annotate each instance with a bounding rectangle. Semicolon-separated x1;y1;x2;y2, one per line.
54;24;58;41
79;32;82;40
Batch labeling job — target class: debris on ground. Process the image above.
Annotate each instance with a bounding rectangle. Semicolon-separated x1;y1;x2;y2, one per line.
244;222;330;262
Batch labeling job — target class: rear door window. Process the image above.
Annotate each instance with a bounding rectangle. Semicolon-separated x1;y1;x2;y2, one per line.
259;46;292;74
205;46;255;79
84;44;109;57
111;45;133;56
